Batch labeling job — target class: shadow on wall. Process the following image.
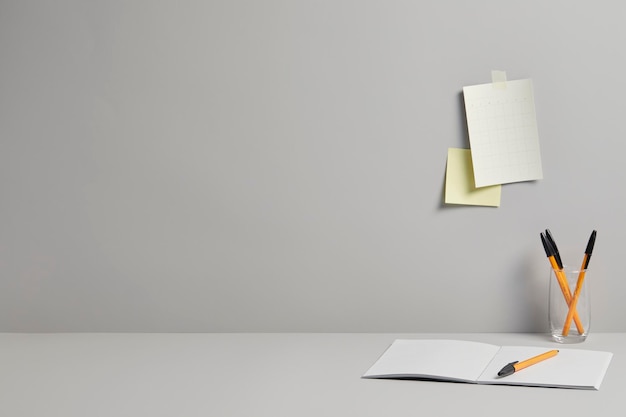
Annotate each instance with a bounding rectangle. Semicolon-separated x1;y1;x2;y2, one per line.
438;92;473;210
515;250;549;332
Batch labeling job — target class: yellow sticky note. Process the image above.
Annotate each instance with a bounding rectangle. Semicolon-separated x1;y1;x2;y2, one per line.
445;148;501;207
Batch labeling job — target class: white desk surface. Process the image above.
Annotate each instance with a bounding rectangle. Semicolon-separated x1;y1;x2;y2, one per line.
1;333;623;417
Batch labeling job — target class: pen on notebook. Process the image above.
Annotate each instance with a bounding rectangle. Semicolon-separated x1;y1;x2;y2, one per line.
497;350;559;377
562;230;597;336
540;232;585;333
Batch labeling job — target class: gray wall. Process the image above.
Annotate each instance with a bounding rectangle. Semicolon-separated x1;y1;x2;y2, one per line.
1;0;624;332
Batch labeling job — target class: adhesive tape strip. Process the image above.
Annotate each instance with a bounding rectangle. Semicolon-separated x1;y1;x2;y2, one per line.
491;70;507;89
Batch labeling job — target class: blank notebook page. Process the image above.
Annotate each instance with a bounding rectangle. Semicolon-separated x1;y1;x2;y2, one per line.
363;339;500;382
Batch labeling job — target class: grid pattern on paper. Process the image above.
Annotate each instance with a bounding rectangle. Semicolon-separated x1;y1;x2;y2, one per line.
463;79;543;188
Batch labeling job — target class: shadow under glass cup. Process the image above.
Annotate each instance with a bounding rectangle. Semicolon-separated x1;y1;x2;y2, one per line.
549;267;590;343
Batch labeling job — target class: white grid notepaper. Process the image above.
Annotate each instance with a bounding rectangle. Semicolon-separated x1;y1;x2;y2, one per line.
463;79;543;188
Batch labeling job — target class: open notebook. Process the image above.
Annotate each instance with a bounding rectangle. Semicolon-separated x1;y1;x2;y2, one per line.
363;339;613;390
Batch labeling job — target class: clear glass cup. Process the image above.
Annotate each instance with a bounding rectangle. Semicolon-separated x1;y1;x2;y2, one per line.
549;266;590;343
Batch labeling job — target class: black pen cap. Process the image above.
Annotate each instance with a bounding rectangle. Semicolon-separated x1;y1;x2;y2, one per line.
497;361;518;377
586;230;597;255
540;233;555;258
584;230;597;269
545;229;563;269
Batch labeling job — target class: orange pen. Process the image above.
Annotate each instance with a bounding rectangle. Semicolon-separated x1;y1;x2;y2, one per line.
562;230;596;336
498;350;559;377
540;233;584;334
